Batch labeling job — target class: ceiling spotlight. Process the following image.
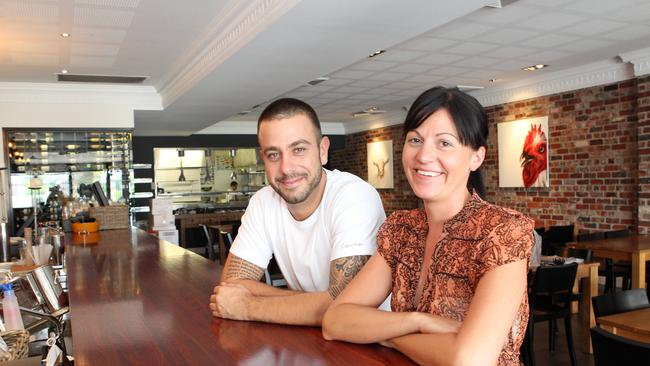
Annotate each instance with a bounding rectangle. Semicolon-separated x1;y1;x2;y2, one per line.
522;64;548;71
457;85;485;91
60;32;70;37
368;50;386;58
61;69;68;74
307;77;329;86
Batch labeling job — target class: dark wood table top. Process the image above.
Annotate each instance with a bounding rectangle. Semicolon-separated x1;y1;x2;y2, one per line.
569;234;650;254
598;308;650;336
66;228;414;366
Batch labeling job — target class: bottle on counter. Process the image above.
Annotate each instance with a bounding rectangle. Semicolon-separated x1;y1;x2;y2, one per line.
1;283;24;330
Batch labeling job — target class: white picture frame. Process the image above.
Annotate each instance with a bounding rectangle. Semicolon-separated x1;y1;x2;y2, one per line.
497;116;550;188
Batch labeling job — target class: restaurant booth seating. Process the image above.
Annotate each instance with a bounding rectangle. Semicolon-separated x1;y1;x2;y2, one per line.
522;263;578;366
590;327;650;366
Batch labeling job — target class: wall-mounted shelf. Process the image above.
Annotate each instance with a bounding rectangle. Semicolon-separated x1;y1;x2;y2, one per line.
133;178;153;184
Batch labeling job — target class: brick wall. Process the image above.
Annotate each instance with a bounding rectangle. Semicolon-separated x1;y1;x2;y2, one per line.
329;125;419;214
331;78;646;234
484;79;639;232
637;75;650;234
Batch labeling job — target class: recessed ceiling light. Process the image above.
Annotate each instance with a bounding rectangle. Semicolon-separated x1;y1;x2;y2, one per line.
307;77;329;86
368;50;386;58
457;85;485;91
522;64;548;71
61;69;68;74
60;33;70;37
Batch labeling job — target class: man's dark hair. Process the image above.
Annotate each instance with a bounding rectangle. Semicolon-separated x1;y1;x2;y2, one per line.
257;98;322;139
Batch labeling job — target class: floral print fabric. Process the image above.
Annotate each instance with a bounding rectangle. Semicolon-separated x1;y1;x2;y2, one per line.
377;193;534;365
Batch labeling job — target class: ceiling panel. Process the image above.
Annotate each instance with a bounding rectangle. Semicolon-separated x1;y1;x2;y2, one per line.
398;37;456;52
522;12;585;31
75;0;141;8
73;7;134;27
70;54;115;67
71;42;120;56
444;41;499;55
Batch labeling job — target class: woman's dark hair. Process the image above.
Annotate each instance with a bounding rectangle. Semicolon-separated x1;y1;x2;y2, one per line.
403;86;488;198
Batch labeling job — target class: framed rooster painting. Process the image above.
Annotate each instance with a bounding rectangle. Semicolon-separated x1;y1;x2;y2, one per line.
497;116;549;188
367;140;394;189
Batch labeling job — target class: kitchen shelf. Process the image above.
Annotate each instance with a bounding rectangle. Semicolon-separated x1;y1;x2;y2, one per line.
133;178;153;184
155;167;205;170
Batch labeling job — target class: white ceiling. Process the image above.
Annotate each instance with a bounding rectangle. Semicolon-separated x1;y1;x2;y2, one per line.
2;0;650;136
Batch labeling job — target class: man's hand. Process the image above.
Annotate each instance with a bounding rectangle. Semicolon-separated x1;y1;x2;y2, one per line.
210;282;254;320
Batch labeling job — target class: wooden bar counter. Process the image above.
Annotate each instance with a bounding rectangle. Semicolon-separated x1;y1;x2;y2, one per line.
66;228;414;365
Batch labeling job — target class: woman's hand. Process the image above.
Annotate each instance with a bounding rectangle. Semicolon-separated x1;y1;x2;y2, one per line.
411;312;461;334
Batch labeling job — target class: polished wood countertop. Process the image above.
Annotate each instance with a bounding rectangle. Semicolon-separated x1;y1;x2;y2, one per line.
66;228;414;365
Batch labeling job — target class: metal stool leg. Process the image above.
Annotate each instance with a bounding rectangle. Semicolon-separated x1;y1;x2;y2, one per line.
199;224;215;260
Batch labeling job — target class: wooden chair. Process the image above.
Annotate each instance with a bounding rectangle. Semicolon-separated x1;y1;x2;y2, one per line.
592;288;650;323
590;327;650;366
523;263;578;366
198;224;217;260
603;229;632;293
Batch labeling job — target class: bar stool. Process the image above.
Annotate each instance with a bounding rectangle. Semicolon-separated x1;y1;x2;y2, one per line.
198;224;216;260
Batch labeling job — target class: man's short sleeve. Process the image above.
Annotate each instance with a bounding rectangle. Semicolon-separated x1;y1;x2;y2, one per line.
328;180;386;261
228;191;273;269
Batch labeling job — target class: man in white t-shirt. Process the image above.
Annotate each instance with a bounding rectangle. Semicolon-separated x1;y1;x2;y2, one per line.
209;98;386;326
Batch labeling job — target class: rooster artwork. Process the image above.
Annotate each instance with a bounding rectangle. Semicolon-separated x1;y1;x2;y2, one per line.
520;124;548;187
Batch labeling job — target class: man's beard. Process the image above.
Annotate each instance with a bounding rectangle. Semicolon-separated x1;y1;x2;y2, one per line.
270;169;322;204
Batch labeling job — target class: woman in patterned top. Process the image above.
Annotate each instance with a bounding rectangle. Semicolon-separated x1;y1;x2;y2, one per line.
322;86;534;365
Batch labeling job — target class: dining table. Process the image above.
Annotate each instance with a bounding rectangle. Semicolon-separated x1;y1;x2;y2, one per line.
568;234;650;289
597;307;650;344
65;228;415;366
575;262;600;353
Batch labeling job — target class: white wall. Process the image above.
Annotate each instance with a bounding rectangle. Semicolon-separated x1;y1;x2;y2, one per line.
0;82;162;167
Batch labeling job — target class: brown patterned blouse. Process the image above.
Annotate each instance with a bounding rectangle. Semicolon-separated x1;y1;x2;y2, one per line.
377;193;534;366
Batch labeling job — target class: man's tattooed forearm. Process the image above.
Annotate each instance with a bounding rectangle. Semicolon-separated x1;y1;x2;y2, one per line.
222;256;264;281
327;255;370;299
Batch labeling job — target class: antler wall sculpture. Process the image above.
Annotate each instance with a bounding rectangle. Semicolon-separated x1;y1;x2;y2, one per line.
373;159;389;179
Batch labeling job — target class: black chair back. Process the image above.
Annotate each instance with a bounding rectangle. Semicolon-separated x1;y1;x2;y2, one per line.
604;229;631;239
592;288;650;319
542;224;575;255
577;232;605;242
567;248;592;262
525;263;579;366
529;263;578;310
590;327;650;366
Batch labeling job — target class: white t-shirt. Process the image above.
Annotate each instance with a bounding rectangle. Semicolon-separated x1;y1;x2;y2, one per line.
230;169;386;292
